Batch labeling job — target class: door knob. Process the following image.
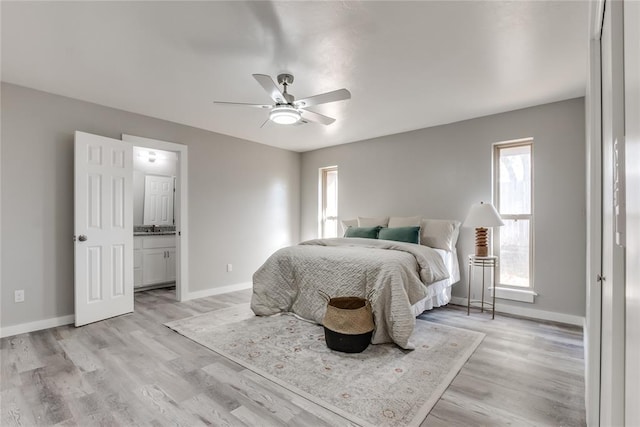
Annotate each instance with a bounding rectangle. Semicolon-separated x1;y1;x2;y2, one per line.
78;235;88;242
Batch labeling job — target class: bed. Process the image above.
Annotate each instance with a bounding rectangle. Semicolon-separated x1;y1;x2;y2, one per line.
251;217;461;349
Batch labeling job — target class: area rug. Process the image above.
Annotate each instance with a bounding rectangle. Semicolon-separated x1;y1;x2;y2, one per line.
165;306;484;427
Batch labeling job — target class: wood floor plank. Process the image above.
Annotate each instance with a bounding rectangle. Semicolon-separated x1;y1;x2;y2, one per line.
0;387;39;427
129;330;180;362
5;335;46;374
56;339;104;374
202;362;301;424
0;347;22;391
0;288;586;426
136;383;208;426
181;392;250;427
19;367;74;424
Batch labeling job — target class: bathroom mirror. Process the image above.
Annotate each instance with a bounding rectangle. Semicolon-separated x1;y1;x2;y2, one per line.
133;146;177;225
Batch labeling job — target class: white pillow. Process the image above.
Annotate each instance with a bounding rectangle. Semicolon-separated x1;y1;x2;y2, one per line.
420;219;461;251
340;218;358;235
358;216;389;227
388;216;422;227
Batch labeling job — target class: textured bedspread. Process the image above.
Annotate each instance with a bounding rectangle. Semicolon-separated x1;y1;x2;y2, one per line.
251;238;450;349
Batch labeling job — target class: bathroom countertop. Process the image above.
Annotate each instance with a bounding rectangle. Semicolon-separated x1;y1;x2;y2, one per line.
134;232;176;236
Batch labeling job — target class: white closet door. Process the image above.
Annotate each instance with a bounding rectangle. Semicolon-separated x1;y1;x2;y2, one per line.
624;0;640;424
74;131;134;326
599;2;626;425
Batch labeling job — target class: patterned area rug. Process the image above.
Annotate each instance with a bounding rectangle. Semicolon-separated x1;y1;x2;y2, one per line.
165;306;484;427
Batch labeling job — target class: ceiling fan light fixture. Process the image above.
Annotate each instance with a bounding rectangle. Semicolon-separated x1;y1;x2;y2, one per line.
214;73;350;127
270;105;301;125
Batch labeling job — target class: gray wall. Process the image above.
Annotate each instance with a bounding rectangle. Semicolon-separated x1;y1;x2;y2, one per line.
0;83;585;327
1;83;300;327
301;98;586;317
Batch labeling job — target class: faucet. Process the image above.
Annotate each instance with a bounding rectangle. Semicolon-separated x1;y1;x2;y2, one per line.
151;224;157;232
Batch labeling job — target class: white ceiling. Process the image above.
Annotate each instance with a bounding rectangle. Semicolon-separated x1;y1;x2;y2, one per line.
1;1;588;152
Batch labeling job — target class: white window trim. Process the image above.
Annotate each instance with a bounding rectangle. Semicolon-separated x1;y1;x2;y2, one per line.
490;286;538;303
493;138;535;302
319;166;338;238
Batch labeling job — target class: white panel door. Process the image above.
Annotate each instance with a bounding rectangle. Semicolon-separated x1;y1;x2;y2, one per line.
600;2;626;425
74;131;133;326
143;175;174;225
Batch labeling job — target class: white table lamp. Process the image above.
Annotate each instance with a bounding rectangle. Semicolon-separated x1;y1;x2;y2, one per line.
463;201;504;257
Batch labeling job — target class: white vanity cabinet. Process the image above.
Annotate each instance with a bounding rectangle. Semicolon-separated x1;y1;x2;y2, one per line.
133;235;176;290
134;237;143;287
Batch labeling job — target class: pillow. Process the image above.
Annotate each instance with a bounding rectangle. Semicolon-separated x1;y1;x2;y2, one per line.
358;216;389;227
344;226;382;239
378;226;421;244
341;219;358;235
420;219;461;251
388;216;422;228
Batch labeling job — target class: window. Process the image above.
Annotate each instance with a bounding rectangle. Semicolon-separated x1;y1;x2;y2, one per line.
319;166;338;238
494;140;534;297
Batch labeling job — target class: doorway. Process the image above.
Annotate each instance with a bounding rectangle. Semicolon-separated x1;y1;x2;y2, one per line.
123;134;189;302
132;146;177;294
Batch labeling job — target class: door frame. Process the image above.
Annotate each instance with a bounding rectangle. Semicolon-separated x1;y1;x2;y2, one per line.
122;134;188;302
585;1;604;425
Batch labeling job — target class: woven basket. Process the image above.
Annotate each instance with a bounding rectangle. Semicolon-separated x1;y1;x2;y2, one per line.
322;295;375;353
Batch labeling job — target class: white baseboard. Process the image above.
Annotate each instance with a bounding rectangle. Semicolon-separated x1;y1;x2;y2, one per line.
1;314;75;338
449;296;584;327
185;282;252;301
1;283;253;338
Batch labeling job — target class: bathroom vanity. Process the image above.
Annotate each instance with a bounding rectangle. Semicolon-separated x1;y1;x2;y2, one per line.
133;227;176;291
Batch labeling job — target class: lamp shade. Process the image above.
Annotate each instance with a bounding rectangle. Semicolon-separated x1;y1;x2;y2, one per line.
463;202;504;228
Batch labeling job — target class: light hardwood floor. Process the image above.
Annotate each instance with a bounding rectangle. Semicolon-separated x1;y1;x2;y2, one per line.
1;288;586;426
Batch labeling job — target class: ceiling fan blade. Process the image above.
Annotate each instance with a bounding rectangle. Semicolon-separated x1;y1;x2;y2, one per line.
253;74;286;104
300;109;336;126
294;88;351;108
214;101;271;109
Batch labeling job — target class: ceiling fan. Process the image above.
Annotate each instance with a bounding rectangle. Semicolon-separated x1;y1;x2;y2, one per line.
214;73;351;126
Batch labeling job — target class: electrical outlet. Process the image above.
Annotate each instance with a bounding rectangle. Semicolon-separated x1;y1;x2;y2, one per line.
227;263;233;272
14;290;25;303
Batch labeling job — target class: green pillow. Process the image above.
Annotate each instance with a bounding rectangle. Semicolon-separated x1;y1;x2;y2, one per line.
344;226;382;239
378;226;421;244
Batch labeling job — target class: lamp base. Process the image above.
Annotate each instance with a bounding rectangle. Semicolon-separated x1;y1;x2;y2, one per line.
475;227;489;257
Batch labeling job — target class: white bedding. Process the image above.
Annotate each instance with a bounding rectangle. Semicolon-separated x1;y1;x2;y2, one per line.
251;238;457;349
411;248;460;316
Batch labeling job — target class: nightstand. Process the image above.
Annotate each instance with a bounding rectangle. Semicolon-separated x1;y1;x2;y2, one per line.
467;255;498;319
